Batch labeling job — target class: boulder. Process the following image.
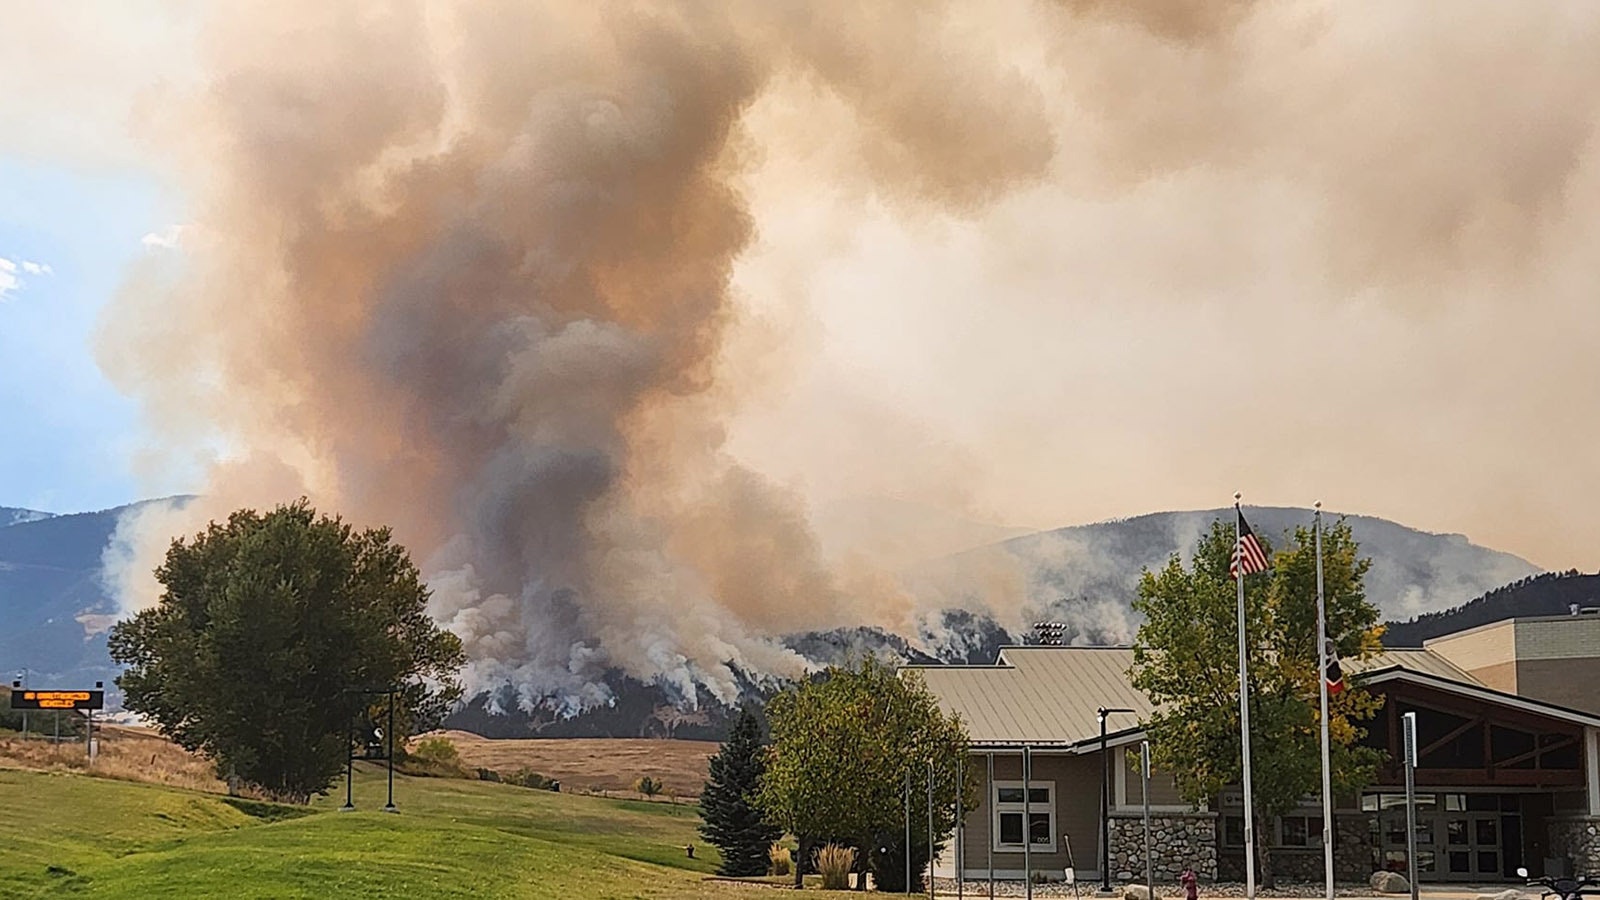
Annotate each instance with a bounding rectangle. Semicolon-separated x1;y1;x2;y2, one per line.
1123;885;1159;900
1371;871;1411;894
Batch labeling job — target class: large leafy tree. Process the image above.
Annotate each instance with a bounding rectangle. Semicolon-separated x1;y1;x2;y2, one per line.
1130;517;1385;885
109;500;465;802
757;657;971;892
698;706;783;876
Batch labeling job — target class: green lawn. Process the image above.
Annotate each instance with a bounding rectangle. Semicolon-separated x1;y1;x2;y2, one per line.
0;763;796;898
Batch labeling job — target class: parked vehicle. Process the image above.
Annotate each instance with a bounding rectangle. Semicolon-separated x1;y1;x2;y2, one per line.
1520;866;1600;900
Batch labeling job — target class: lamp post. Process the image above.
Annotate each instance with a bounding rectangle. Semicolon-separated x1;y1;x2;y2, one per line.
343;685;399;812
384;690;396;812
1098;707;1137;893
340;711;355;811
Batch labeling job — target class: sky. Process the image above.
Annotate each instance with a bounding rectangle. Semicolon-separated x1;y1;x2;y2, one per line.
14;0;1600;707
0;1;191;514
6;0;1600;584
0;159;177;513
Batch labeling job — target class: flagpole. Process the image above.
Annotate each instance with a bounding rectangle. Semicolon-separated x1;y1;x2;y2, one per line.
1316;502;1334;900
1234;493;1257;900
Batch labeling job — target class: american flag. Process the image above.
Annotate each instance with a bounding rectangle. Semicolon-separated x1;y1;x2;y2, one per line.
1230;509;1270;578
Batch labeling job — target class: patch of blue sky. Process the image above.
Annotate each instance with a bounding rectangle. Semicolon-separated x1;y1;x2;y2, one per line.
0;156;181;513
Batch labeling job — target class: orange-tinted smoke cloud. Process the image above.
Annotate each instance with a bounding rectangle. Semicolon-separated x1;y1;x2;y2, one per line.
95;1;1054;711
89;0;1600;711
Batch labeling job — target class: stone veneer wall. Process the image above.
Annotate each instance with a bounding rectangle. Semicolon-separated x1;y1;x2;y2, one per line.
1216;813;1375;884
1549;819;1600;875
1108;813;1218;882
1335;813;1376;882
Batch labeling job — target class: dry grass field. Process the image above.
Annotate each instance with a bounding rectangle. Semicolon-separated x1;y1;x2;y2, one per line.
1;721;717;803
0;724;226;793
423;730;718;799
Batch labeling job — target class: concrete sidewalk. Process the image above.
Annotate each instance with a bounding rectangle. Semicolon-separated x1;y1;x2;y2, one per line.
928;881;1536;900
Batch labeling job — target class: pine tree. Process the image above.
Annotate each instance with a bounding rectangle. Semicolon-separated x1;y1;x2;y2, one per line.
698;706;782;877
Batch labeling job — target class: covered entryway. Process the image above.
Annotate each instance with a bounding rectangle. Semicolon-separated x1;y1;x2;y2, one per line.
1367;792;1525;881
1359;668;1596;881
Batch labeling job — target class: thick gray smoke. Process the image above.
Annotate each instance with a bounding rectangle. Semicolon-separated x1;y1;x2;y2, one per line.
94;1;1054;713
50;0;1600;712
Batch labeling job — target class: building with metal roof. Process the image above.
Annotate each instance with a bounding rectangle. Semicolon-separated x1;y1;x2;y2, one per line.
908;616;1600;889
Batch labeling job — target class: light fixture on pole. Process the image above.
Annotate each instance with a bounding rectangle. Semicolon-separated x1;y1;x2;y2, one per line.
343;685;400;812
1032;622;1068;646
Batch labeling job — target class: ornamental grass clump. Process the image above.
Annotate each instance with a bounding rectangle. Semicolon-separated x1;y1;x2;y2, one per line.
815;844;855;890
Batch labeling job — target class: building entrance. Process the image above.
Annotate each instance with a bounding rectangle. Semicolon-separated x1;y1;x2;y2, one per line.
1368;793;1524;882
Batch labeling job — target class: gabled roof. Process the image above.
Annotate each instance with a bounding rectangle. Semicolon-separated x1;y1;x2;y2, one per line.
903;647;1152;748
902;644;1570;749
1357;666;1600;728
1346;648;1481;684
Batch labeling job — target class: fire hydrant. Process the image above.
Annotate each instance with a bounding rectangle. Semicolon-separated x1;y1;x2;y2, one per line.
1180;868;1198;900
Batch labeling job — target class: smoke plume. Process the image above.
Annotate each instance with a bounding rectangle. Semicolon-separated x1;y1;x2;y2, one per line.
57;1;1600;710
94;1;1054;711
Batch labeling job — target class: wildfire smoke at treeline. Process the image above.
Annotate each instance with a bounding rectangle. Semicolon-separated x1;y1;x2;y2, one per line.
73;1;1600;714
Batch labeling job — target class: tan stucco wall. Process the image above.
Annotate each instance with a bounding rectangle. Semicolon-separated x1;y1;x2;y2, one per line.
1515;658;1600;715
1425;616;1600;712
1427;621;1516;675
1470;659;1520;693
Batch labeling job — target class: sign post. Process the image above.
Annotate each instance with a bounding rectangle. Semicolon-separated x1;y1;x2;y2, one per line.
1402;712;1420;900
11;680;105;760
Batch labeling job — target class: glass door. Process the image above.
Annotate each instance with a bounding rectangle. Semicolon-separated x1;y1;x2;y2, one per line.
1443;814;1501;880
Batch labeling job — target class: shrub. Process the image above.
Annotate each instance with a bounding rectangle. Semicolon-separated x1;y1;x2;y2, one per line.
411;737;460;766
871;832;939;893
476;767;501;782
505;768;559;791
815;844;855;890
768;844;792;877
634;775;663;797
403;736;470;778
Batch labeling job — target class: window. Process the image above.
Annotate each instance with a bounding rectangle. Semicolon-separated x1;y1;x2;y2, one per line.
1279;816;1315;848
1223;817;1245;848
992;781;1055;852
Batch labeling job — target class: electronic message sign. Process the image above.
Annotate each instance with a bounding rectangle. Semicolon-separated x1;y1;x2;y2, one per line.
8;690;104;711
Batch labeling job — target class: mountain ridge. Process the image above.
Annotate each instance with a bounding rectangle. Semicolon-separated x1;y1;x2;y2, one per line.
0;506;55;529
0;497;1553;737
